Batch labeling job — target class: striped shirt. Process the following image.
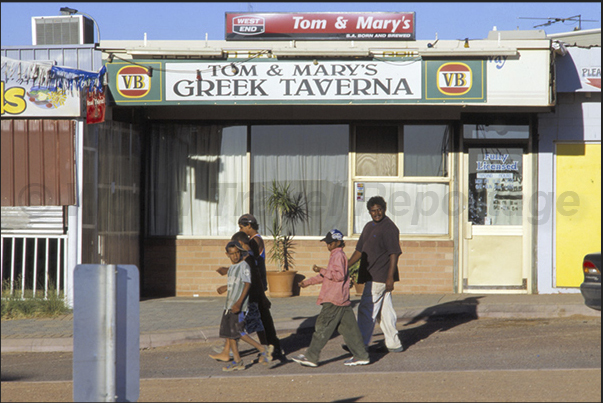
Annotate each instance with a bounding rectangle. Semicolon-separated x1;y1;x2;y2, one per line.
225;260;252;312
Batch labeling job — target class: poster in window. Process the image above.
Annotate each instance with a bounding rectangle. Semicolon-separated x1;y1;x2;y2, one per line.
468;148;523;226
86;88;106;124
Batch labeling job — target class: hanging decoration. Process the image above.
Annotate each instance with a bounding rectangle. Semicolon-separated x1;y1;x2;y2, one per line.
1;56;106;94
1;56;53;87
50;65;106;94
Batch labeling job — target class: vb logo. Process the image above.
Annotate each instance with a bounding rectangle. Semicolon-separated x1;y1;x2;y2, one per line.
437;63;472;96
116;65;151;98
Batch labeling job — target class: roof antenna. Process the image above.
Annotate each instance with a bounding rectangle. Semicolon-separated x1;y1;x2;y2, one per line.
518;15;599;31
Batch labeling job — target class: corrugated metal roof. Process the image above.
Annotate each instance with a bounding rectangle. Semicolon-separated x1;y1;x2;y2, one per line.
0;206;64;234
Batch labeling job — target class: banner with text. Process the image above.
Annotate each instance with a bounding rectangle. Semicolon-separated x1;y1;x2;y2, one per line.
105;59;487;105
1;80;82;117
225;12;415;41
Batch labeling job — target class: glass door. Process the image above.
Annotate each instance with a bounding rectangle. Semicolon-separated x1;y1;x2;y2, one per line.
460;123;532;292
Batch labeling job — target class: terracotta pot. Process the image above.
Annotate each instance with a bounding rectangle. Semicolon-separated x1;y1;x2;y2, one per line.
354;283;365;296
266;270;298;298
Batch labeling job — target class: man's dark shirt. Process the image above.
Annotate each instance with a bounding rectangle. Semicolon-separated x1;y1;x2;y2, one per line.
356;215;402;284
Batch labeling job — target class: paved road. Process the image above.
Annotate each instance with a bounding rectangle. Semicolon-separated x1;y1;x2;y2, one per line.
2;316;600;402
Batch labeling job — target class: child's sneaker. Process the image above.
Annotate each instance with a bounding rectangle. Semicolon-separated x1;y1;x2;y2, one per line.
291;354;318;367
344;357;370;366
222;360;245;372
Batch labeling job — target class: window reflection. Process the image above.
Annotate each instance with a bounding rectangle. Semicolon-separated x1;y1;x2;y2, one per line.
468;148;523;225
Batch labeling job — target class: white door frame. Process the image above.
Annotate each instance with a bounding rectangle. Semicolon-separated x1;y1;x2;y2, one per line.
458;134;534;294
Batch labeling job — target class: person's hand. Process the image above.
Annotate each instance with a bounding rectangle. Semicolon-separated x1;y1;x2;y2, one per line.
216;267;229;276
312;264;321;273
385;278;395;293
298;281;308;288
231;303;241;314
216;285;227;295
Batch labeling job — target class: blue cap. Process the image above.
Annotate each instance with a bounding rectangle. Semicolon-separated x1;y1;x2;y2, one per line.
321;229;344;243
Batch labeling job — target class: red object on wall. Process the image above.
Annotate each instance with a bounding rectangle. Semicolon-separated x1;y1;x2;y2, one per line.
86;89;106;124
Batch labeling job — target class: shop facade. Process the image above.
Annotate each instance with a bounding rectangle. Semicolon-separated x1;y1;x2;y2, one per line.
1;44;140;306
100;22;555;298
7;13;597;301
536;30;601;294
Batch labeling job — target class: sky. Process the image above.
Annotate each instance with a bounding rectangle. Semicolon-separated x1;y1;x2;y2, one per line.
1;2;600;46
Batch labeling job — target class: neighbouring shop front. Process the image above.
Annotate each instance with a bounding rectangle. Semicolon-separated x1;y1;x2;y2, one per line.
1;44;139;307
98;14;555;298
537;32;601;294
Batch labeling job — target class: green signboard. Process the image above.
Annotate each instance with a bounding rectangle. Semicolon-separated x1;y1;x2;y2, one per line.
424;60;486;102
105;58;486;105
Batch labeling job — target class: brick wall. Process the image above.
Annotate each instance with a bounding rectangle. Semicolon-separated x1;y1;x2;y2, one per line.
142;238;455;298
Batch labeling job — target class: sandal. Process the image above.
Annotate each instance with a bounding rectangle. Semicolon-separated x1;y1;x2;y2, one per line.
260;344;274;365
222;360;245;372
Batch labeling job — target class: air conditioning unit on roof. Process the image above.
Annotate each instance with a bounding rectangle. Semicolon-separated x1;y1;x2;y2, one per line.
31;15;94;45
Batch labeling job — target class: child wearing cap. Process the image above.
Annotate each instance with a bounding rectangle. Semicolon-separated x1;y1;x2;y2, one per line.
291;230;370;367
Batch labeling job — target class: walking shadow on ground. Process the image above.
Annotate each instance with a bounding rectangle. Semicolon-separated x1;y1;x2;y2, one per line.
398;296;483;350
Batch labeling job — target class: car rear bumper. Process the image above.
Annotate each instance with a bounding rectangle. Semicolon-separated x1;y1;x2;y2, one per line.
580;282;601;310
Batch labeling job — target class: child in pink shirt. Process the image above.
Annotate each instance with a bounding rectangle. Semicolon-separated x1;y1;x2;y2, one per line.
291;230;370;367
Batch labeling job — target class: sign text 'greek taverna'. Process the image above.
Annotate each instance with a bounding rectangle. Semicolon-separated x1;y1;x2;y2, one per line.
166;60;421;102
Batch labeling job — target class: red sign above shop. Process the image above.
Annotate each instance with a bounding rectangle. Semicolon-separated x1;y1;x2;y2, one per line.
225;12;415;41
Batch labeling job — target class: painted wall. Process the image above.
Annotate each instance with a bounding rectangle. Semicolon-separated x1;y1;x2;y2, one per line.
537;44;601;294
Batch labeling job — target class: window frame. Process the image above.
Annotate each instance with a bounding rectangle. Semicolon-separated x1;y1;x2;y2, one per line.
350;122;455;238
351;123;452;183
146;122;456;240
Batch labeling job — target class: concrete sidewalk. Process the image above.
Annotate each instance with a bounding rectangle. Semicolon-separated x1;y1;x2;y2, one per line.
1;293;599;353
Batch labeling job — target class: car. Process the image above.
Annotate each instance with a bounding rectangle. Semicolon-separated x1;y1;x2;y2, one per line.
580;252;601;311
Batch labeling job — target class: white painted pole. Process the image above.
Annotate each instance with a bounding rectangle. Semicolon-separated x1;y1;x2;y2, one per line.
103;264;116;402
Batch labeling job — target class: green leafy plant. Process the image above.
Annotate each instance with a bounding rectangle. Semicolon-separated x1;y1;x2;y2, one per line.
1;279;71;320
266;180;307;272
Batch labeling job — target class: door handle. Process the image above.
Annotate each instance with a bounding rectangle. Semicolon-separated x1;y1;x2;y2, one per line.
464;222;473;239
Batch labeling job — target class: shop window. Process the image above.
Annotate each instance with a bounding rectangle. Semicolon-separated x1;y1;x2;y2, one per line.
353;182;450;235
467;147;523;226
146;124;247;236
250;125;349;237
355;126;398;177
463;124;529;140
145;122;452;238
352;124;452;236
404;125;450;177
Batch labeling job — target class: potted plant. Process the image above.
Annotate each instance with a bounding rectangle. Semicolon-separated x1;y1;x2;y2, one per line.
264;180;307;297
348;260;364;296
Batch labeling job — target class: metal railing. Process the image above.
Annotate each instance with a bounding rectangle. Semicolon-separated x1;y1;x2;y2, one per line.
1;234;68;299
